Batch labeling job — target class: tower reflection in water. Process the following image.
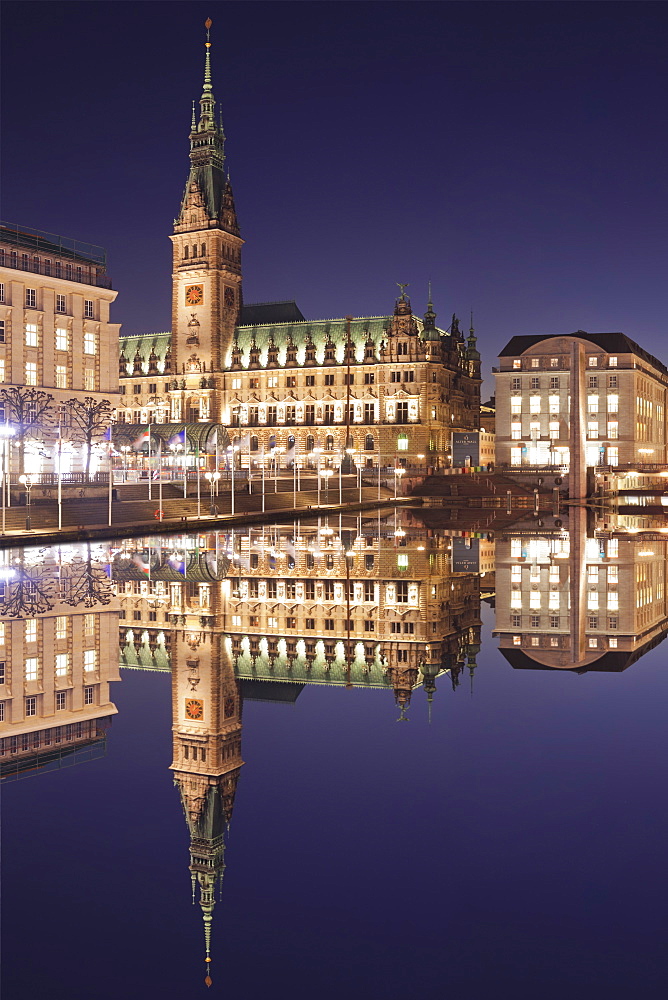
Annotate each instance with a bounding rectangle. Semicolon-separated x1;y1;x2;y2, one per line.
2;510;668;985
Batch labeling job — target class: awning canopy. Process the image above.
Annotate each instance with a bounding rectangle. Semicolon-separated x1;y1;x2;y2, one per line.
112;423;230;453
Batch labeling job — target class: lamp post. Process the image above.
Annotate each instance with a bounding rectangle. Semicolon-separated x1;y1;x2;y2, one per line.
120;445;131;483
0;425;15;536
394;467;405;499
18;474;33;531
205;472;221;516
320;467;333;502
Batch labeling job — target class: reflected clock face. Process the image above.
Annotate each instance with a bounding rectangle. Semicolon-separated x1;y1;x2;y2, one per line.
185;284;203;306
185;698;204;720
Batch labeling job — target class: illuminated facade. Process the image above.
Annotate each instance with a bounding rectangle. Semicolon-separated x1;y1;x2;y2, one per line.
115;27;482;478
495;332;668;489
0;544;120;779
0;223;120;479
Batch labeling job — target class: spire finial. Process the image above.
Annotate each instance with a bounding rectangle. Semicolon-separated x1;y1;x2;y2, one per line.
203;18;213;93
191;101;196;129
428;280;433;308
470;310;474;335
396;282;409;301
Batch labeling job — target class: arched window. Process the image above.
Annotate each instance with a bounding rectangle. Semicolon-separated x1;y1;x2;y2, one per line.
201;243;206;256
306;435;315;452
192;244;197;257
365;434;375;451
326;435;334;451
250;436;259;452
184;246;189;259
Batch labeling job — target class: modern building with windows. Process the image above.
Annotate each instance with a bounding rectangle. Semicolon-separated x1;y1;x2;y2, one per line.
115;26;482;480
0;222;120;480
494;331;668;491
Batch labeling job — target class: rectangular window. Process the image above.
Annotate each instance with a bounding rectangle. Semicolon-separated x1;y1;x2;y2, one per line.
286;376;297;387
0;702;4;721
550;615;560;628
305;618;315;630
513;360;521;369
56;691;67;711
0;283;4;303
531;615;540;627
0;319;5;343
25;362;37;386
607;421;618;439
56;294;66;313
531;358;539;368
84;300;94;319
0;360;4;383
84;369;95;391
84;613;95;635
83;649;97;672
549;421;559;439
324;619;334;630
0;660;4;684
56;653;69;676
588;357;598;367
364;372;375;385
587;396;599;413
25;618;37;642
267;375;278;388
25;657;38;681
25;696;37;717
397;553;409;568
84;686;94;705
397;435;409;451
587;421;598;439
607;395;619;413
396;582;409;603
25;288;36;308
548;395;560;413
511;422;521;440
511;377;521;390
608;375;618;388
55;365;67;388
608;356;617;367
529;396;541;413
550;358;559;368
83;331;96;354
324;373;335;386
364;620;375;632
531;377;540;389
550;377;559;389
511;397;522;415
56;328;68;351
25;323;38;347
588;376;598;388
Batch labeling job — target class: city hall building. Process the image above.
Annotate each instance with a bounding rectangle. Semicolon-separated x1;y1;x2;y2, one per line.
115;27;482;480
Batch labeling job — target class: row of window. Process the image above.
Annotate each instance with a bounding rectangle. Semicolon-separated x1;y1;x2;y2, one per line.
511;375;619;389
0;323;97;352
231;614;379;632
0;250;101;284
21;687;97;717
0;615;94;639
0;360;97;389
23;650;97;680
510;394;619;414
510;421;619;440
511;356;619;370
0;286;97;316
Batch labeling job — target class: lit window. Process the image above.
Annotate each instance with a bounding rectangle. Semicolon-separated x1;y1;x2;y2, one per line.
531;358;539;368
607;395;618;413
587;396;599;413
25;362;37;386
25;323;38;347
588;638;598;648
529;592;541;609
511;422;521;440
587;592;599;610
397;553;409;568
511;593;522;608
25;657;38;681
83;649;97;672
83;331;96;354
549;422;559;439
56;616;67;639
550;358;559;368
231;615;241;627
512;360;521;369
511;565;522;581
548;395;560;413
56;328;68;351
513;635;521;645
56;365;67;388
55;653;68;676
510;447;522;466
609;637;618;647
397;434;409;451
588;357;597;367
607;422;618;439
268;376;278;387
607;446;618;466
607;592;619;611
529;396;541;414
587;421;598;439
0;360;4;383
511;397;521;414
84;369;95;391
25;288;36;308
25;618;37;642
607;566;618;583
84;300;94;319
530;636;540;646
268;616;278;628
609;356;617;367
231;377;241;390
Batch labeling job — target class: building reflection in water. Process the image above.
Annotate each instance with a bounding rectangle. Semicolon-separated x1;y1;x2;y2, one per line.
3;509;668;984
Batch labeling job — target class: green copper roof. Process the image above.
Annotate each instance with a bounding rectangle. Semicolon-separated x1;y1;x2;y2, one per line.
119;332;171;371
228;314;447;368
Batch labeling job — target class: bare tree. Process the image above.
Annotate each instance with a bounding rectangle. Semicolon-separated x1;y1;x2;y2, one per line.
1;560;56;617
0;387;55;475
64;397;112;481
62;543;113;608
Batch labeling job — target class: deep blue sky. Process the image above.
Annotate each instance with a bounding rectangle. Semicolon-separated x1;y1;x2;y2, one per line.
3;1;668;389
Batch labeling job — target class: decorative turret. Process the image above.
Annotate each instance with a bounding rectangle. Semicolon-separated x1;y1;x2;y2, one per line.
132;350;143;376
118;350;128;376
466;313;480;362
422;283;440;343
163;345;173;374
147;348;160;375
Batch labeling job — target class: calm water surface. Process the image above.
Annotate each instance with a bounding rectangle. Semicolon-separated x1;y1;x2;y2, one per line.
2;512;667;998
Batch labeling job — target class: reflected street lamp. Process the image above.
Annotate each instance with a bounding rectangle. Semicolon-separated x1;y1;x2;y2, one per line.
394;467;405;499
205;471;221;516
18;474;33;531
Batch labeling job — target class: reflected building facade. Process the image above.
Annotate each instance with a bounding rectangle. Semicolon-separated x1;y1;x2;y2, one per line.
0;543;120;779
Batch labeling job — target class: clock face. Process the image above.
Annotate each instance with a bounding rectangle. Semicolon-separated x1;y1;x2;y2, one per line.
185;698;204;720
224;286;235;309
185;284;203;306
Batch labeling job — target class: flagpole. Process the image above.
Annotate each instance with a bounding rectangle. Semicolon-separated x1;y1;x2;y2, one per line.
197;439;201;519
261;447;265;513
231;446;235;516
108;437;113;527
148;427;152;502
159;439;163;520
248;434;252;495
58;418;63;531
183;435;187;500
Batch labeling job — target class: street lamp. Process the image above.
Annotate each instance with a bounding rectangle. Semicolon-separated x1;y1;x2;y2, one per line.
204;471;221;516
120;445;131;482
394;467;406;499
320;467;333;503
18;474;33;531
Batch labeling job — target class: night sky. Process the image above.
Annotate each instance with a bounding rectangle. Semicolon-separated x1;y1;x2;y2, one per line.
3;1;668;389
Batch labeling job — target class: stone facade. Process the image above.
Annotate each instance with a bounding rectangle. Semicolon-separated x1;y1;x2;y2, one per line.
0;223;120;478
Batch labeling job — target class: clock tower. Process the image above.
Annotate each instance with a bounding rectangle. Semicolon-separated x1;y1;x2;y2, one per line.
170;626;244;987
170;18;243;402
